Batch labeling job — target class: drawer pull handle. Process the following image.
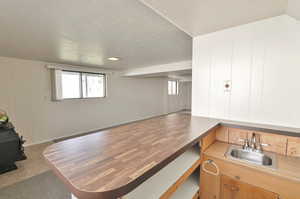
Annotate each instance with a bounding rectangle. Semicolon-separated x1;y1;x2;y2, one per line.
202;159;220;176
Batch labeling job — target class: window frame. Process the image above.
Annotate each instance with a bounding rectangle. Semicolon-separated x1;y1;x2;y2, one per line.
61;70;107;100
168;80;179;96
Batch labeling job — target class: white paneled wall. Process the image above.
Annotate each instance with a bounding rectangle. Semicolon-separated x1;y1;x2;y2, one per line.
192;15;300;128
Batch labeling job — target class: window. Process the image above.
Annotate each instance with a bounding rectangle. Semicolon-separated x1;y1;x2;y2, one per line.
60;71;106;99
61;71;81;99
168;80;179;95
81;73;105;98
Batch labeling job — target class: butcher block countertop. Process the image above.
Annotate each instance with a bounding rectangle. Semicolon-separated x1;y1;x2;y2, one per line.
44;112;300;199
43;113;219;199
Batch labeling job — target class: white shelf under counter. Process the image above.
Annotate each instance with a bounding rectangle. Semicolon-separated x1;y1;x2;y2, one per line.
170;172;199;199
123;145;200;199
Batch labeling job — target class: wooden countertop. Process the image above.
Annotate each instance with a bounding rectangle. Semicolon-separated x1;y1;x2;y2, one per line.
204;141;300;182
44;113;219;199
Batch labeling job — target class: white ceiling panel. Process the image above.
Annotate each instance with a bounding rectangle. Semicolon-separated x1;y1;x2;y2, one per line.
140;0;288;36
0;0;192;69
287;0;300;20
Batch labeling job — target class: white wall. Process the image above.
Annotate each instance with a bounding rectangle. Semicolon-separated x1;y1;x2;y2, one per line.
185;82;192;110
166;81;192;113
192;15;300;128
0;57;189;145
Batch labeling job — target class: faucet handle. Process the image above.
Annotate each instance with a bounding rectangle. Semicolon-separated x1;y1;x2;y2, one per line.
250;133;257;150
256;143;263;153
254;133;264;153
261;143;270;147
241;139;250;150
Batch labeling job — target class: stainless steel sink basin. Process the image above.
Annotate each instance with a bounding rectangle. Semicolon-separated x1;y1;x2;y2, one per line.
225;145;277;169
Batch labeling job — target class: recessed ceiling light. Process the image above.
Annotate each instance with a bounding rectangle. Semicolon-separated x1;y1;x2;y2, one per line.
107;57;120;61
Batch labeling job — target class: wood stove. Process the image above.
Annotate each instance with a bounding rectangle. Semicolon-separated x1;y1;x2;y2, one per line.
0;123;26;174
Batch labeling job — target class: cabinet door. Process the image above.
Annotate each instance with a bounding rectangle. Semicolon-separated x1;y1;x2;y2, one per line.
220;175;278;199
200;165;220;199
221;175;244;199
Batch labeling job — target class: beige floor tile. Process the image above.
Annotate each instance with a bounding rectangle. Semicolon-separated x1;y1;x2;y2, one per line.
0;142;53;189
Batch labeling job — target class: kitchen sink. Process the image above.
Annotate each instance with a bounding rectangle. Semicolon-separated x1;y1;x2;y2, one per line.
225;145;277;169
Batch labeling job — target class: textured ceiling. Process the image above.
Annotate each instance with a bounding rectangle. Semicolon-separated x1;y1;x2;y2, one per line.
287;0;300;20
0;0;192;69
140;0;288;37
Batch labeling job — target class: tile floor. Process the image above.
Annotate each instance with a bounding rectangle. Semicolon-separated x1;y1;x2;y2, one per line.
0;141;74;199
0;142;53;189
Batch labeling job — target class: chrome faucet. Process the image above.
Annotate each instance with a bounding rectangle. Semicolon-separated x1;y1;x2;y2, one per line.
242;138;250;150
250;133;257;150
255;134;263;153
242;133;263;153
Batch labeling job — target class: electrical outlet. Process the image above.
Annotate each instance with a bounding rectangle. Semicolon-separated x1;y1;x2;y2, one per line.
224;80;231;92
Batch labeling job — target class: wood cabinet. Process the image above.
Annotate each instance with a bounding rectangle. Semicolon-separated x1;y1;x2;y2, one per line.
201;128;300;199
201;130;217;152
254;132;287;155
216;126;229;143
287;136;300;157
221;127;298;156
201;154;300;199
228;128;251;145
201;168;280;199
199;166;220;199
220;175;278;199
